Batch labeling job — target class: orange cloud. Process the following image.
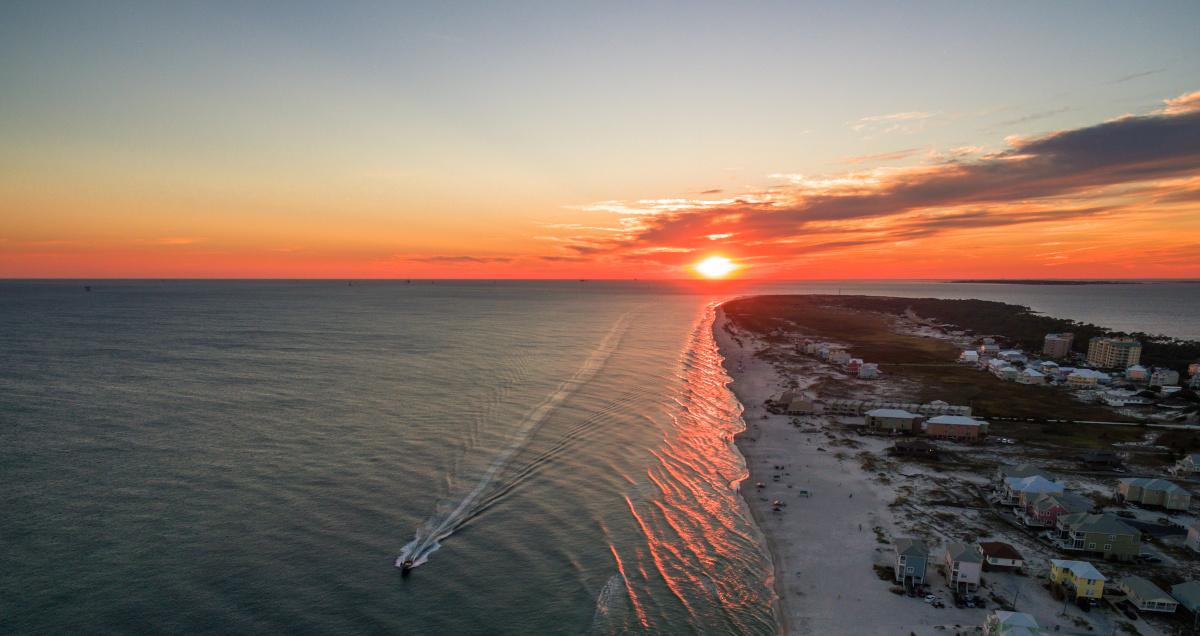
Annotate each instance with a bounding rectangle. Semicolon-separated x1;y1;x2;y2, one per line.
544;90;1200;278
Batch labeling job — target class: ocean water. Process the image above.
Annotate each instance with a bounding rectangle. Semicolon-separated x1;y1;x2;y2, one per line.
2;279;1196;635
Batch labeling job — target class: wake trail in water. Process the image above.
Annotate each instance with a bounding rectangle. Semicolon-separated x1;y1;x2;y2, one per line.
397;312;633;570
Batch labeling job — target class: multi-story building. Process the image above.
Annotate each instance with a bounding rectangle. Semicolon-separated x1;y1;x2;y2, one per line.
1150;368;1180;387
943;542;982;592
1087;337;1142;369
893;538;929;585
1116;477;1192;511
1054;513;1141;561
1050;559;1106;600
1043;333;1074;359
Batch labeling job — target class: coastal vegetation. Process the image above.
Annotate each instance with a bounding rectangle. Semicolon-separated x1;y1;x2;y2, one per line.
806;295;1198;373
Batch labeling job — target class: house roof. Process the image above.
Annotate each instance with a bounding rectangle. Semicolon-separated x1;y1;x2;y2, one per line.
866;408;919;419
1005;475;1063;494
1172;580;1200;609
894;538;928;557
927;415;985;426
992;611;1039;629
945;542;982;563
1030;491;1092;514
1121;576;1176;604
979;542;1023;561
1119;477;1189;494
1022;369;1045;377
1058;512;1139;537
1051;559;1106;581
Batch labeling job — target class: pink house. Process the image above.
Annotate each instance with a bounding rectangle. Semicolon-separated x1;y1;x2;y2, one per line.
1022;492;1093;528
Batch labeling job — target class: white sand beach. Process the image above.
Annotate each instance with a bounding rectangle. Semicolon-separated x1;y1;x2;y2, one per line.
716;308;975;634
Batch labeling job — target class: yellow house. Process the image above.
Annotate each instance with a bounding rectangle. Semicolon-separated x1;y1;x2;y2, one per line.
1050;559;1106;599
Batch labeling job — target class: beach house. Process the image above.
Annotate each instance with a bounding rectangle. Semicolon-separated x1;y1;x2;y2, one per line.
845;358;862;373
893;538;929;586
786;396;818;415
1171;581;1200;620
978;542;1024;571
1054;512;1140;561
1150;368;1180;386
1021;491;1092;527
979;337;1000;355
1119;576;1178;613
959;350;980;364
1116;477;1192;511
1066;369;1107;387
1017;368;1045;385
828;349;851;365
998;350;1027;364
1049;559;1106;600
987;358;1012;378
993;464;1054;494
864;408;922;435
924;415;988;440
1001;475;1063;508
858;363;879;379
983;610;1040;635
943;542;982;592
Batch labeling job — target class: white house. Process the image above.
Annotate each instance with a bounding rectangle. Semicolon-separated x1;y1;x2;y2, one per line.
1017;368;1046;385
858;363;880;379
987;358;1012;376
944;542;982;592
979;337;1000;355
983;611;1040;635
1185;522;1200;553
959;350;980;364
1151;368;1181;386
828;349;851;365
978;542;1025;570
998;350;1028;364
1174;453;1200;476
1120;576;1179;613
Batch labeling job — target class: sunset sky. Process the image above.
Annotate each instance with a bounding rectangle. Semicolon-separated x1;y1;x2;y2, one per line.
2;2;1199;279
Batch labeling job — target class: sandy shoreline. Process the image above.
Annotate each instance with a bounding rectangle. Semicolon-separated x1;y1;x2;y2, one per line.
715;308;987;635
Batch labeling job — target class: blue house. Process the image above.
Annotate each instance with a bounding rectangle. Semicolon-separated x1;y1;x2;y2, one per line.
894;538;929;585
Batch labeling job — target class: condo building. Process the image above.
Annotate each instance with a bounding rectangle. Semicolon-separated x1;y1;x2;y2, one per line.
1087;337;1141;369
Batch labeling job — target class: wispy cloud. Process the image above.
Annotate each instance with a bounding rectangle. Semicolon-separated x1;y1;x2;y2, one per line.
995;106;1074;127
841;148;920;164
406;255;514;263
1108;68;1166;84
850;111;936;136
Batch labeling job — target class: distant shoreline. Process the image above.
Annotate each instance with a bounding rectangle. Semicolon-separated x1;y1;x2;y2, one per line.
947;279;1140;286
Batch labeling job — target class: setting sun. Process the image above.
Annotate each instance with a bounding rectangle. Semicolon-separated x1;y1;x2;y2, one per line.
694;256;737;279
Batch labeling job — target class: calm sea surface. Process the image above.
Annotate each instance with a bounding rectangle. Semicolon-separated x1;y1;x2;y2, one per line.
2;280;1196;634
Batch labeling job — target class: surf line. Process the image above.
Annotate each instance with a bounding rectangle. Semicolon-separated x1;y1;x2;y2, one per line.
397;312;633;571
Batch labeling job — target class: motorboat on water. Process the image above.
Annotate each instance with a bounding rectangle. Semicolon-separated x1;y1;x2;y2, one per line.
400;559;415;575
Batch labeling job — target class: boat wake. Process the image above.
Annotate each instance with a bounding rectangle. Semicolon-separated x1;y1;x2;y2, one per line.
396;312;632;571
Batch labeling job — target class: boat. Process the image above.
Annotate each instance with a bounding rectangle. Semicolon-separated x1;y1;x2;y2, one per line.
400;559;415;575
